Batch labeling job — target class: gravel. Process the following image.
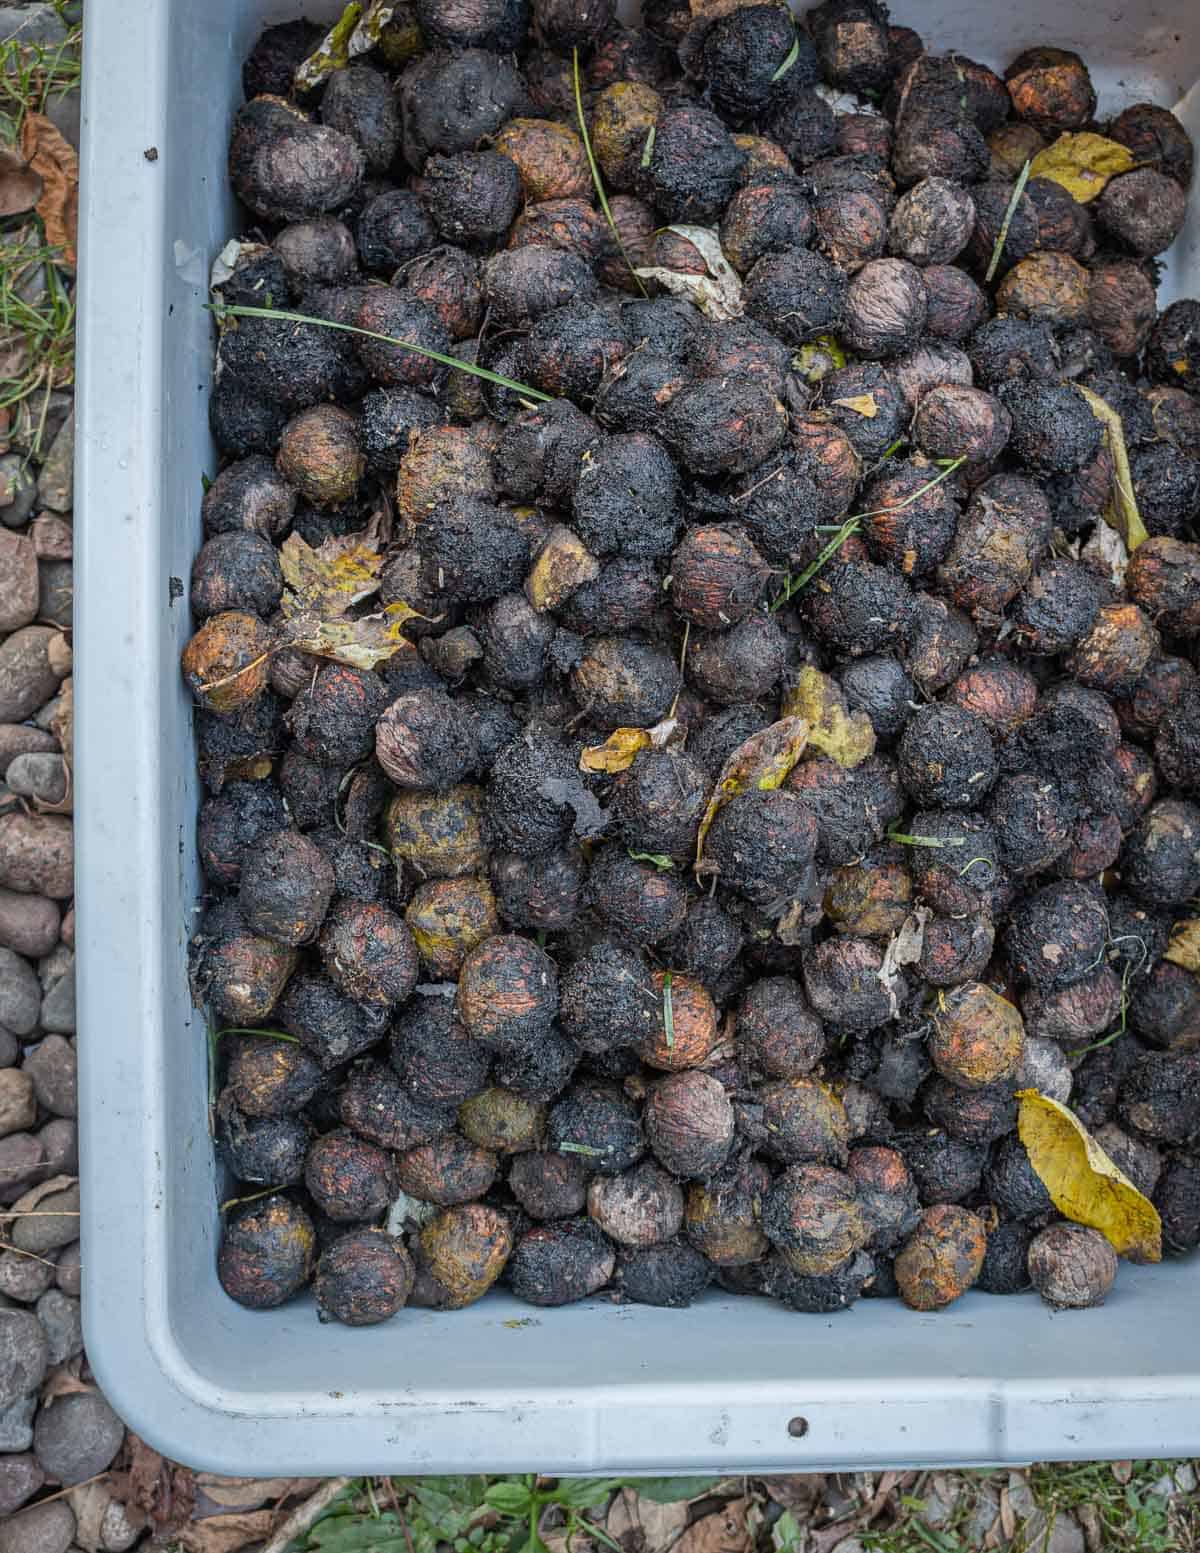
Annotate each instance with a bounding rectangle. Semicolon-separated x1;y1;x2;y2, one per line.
9;1181;78;1254
36;565;72;634
29;516;72;562
0;947;44;1036
23;1038;76;1117
54;1242;79;1298
0;1394;37;1452
0;1249;54;1304
0;1026;18;1068
0;628;65;723
33;1390;124;1485
39;969;75;1038
7;753;68;807
0;1497;76;1553
0;891;60;959
0;1069;36;1137
0;458;38;531
37;1120;76;1180
35;1290;82;1366
0;1134;45;1199
0;725;58;778
0;531;40;633
0;1451;44;1515
0;812;73;898
36;413;74;515
0;1309;47;1408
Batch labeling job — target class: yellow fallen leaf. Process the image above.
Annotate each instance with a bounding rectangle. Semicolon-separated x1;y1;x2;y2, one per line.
782;666;875;768
1017;1090;1162;1263
832;393;878;418
282;600;428;670
1029;132;1135;202
1165;919;1200;973
695;715;808;867
579;726;651;774
1076;385;1149;553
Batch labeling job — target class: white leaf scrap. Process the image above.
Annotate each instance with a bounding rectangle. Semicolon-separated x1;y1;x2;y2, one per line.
879;906;930;1018
636;226;744;322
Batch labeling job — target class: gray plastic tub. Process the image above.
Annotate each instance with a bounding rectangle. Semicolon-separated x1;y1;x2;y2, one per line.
77;0;1200;1476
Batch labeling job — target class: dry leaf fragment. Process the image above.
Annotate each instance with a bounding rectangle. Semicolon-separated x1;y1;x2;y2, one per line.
69;1478;116;1553
282;601;428;670
782;667;875;768
696;715;809;866
41;1355;95;1406
279;532;383;617
1165;918;1200;972
831;393;878;418
194;1475;318;1514
294;1;364;90
675;1500;751;1553
1016;1090;1162;1262
636;227;744;322
0;145;42;217
19;112;78;266
174;1509;278;1553
607;1486;690;1553
1076;385;1149;553
1029;132;1135;202
580;726;652;773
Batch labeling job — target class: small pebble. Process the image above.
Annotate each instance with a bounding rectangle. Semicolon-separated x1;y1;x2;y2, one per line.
0;1392;37;1451
24;1036;76;1115
0;1248;54;1303
55;1241;80;1297
37;562;72;632
0;1498;77;1553
0;811;73;897
39;941;72;991
7;752;68;806
10;1180;78;1254
37;1119;77;1179
0;6;69;48
59;907;73;950
0;627;66;722
0;1308;48;1407
0;1134;45;1199
0;456;37;530
100;1499;147;1553
0;890;60;959
0;724;58;778
0;1451;45;1516
0;947;44;1036
0;1069;36;1137
35;1288;82;1364
36;412;74;515
39;970;75;1039
0;531;40;633
33;1389;124;1485
0;1026;17;1067
30;515;72;561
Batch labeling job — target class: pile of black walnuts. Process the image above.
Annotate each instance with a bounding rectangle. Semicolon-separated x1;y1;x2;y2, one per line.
187;0;1200;1327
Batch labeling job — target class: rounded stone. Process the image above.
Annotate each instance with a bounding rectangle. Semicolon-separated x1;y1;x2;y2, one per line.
0;812;73;898
0;1308;48;1407
0;1451;45;1516
0;1069;36;1137
0;1026;18;1067
0;890;61;959
0;1248;55;1303
35;1288;82;1364
54;1241;80;1298
33;1391;124;1485
0;1134;45;1199
24;1036;76;1117
0;949;43;1036
0;1393;37;1451
37;1120;76;1179
0;530;41;633
0;628;65;722
0;726;58;779
7;753;68;806
10;1181;78;1254
0;1497;76;1553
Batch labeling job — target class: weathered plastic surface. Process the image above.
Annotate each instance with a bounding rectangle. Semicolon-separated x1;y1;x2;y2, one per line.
76;0;1200;1476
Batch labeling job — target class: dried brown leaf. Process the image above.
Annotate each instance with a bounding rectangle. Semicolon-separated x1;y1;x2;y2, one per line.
50;675;72;766
69;1478;114;1553
608;1486;690;1553
0;145;42;217
175;1509;278;1553
763;1476;826;1512
41;1356;95;1407
1165;918;1200;973
1112;1460;1133;1485
999;1486;1015;1543
19;112;78;266
193;1475;317;1513
675;1500;751;1553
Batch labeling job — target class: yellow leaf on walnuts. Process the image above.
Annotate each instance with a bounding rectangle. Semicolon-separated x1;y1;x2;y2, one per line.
782;666;876;768
831;393;879;418
579;727;652;774
1029;132;1135;203
695;715;809;868
1016;1090;1162;1263
1164;918;1200;974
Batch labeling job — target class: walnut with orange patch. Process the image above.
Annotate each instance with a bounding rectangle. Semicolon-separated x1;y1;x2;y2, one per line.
226;1034;323;1118
396;425;495;522
791;415;863;522
181;610;272;714
824;856;912;938
731;132;793;184
1005;47;1096;135
197;921;298;1027
457;934;559;1055
277;404;363;507
736;977;826;1080
848;1145;922;1253
318;898;419;1007
894;1204;987;1310
494;118;591;202
929;980;1023;1090
314;1227;414;1327
945;658;1039;738
762;1162;870;1276
684;1156;771;1265
668;525;769;631
405;876;499;978
305;1128;396;1222
760;1078;852;1167
395;1134;499;1206
638;972;719;1072
996;251;1090;326
418;1202;513;1309
218;1194;316;1310
508;197;610;263
1128;538;1200;638
1067;603;1160;695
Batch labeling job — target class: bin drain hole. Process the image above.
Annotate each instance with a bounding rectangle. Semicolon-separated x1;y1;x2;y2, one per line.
787;1416;809;1438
